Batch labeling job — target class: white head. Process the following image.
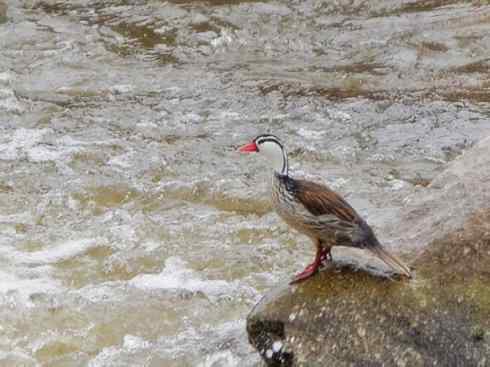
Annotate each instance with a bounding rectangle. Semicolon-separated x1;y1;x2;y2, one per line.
239;134;288;175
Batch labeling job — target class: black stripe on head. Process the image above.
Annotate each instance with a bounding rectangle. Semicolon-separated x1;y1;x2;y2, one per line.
253;134;283;150
253;134;288;175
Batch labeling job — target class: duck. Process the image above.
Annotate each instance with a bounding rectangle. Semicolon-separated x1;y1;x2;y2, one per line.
239;134;411;283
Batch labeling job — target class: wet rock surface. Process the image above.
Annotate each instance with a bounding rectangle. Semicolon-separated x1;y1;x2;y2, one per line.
248;240;489;366
387;135;490;250
247;139;490;366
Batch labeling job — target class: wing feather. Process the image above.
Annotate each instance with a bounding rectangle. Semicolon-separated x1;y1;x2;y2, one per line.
289;178;372;246
292;179;360;222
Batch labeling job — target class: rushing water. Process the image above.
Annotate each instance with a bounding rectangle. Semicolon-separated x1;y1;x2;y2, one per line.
1;0;490;366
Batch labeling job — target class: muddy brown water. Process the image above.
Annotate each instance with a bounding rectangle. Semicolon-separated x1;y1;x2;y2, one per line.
0;0;489;365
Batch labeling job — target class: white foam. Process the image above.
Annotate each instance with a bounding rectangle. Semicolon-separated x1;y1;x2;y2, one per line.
0;349;37;365
129;257;253;300
297;128;326;139
0;211;33;225
0;72;12;84
27;145;67;162
59;135;120;147
328;108;352;121
211;29;234;48
11;128;45;146
3;238;105;265
87;334;151;367
0;87;24;114
0;128;47;160
0;128;80;162
389;179;407;191
197;350;239;367
0;270;60;294
109;84;134;94
0;267;63;307
87;346;120;367
123;335;151;350
108;151;134;168
73;282;123;304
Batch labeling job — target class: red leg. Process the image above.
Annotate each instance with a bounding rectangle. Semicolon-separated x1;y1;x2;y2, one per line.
290;244;323;284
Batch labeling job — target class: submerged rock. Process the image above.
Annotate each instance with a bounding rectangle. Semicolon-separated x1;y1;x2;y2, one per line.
247;139;490;366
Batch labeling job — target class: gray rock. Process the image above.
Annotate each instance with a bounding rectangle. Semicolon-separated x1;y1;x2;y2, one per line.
392;135;490;250
247;138;490;366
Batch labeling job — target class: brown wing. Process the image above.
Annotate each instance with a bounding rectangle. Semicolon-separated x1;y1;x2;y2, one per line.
284;177;385;249
280;177;377;247
292;179;360;223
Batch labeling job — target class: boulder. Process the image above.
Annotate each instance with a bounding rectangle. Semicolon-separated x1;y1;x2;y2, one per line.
247;137;490;366
388;135;490;250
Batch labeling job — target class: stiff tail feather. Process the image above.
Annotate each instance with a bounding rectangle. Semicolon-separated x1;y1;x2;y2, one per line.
368;245;411;278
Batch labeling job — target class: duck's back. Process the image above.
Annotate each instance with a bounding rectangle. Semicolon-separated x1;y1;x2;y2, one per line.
272;174;375;248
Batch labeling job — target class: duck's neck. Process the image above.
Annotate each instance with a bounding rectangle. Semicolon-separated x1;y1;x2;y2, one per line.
272;149;288;176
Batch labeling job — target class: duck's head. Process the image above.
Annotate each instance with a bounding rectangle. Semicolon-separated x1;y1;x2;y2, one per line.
239;134;288;175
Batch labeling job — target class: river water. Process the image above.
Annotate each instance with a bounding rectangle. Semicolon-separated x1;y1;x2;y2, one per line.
1;0;490;366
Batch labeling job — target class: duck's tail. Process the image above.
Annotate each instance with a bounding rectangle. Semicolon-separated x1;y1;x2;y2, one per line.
368;245;412;278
